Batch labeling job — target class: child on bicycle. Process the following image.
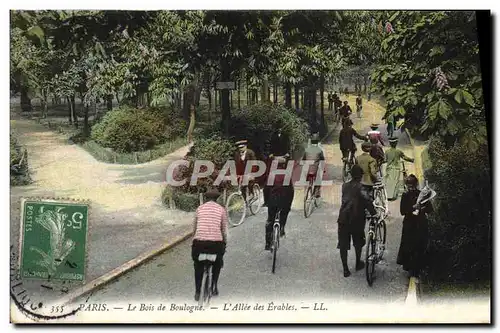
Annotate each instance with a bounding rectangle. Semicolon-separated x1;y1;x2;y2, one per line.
337;164;377;277
192;187;228;301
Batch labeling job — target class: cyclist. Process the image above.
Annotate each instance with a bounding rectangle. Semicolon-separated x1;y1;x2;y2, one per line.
369;136;385;177
234;139;257;200
367;123;385;146
333;93;342;117
265;132;294;250
302;132;325;198
337;164;377;277
339;120;366;165
328;91;334;111
355;94;363;118
357;141;379;200
385;137;414;201
264;127;290;207
192;187;228;301
339;101;352;118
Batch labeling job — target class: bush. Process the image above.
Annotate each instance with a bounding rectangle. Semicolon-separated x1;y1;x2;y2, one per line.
10;131;31;186
230;104;309;159
422;138;491;283
91;106;187;153
162;104;309;212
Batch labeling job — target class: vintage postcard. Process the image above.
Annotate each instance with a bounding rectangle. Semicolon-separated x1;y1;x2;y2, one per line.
9;8;491;324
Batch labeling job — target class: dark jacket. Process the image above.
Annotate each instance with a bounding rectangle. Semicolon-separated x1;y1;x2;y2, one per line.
339;105;352;118
337;180;376;229
270;132;290;157
339;127;366;151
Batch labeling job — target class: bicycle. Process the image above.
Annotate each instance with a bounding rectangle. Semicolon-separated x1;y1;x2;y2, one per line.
225;176;263;227
373;181;389;219
271;211;281;274
365;214;387;286
342;155;357;183
197;253;217;307
304;173;320;218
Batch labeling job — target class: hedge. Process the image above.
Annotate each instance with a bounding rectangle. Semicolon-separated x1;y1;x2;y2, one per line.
81;138;187;164
422;137;491;284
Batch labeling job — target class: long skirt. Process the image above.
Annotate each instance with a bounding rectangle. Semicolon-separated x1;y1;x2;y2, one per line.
385;165;401;200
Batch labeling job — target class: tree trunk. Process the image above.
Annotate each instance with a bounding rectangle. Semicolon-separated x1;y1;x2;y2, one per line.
83;104;90;136
363;75;368;95
67;97;73;125
207;87;212;111
220;59;231;135
285;83;292;108
106;95;113;111
294;85;299;110
115;93;121;106
261;76;269;103
237;80;241;109
187;105;196;143
320;76;326;137
20;85;32;112
42;89;48;118
268;87;271;103
230;90;233;109
71;95;78;128
273;83;278;104
301;89;305;109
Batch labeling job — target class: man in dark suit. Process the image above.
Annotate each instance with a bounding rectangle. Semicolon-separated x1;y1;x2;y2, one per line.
234;140;257;200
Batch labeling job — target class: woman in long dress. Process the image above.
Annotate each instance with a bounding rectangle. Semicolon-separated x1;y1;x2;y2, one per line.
384;137;414;200
397;174;432;277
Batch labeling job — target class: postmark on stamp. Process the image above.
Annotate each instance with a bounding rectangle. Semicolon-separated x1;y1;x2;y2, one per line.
10;197;92;322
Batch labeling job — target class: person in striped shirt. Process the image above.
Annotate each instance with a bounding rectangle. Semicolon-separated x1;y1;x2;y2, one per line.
192;187;228;301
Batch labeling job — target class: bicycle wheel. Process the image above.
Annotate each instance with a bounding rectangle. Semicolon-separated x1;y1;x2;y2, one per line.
376;220;387;260
304;186;314;218
248;184;263;215
342;161;349;183
199;264;212;307
365;232;376;286
226;192;246;226
271;224;280;274
313;186;320;208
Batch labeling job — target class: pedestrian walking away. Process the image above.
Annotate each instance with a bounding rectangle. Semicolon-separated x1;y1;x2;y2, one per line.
356;94;363;118
337;164;377;277
384;137;414;201
192;188;228;301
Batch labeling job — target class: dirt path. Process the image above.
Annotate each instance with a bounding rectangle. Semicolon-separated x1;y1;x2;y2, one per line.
10;119;195;280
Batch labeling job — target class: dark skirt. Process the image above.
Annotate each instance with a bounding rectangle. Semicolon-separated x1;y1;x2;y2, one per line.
191;240;226;264
396;216;428;273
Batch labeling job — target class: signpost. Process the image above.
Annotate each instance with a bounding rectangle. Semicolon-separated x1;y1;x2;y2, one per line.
19;199;89;282
216;81;236;90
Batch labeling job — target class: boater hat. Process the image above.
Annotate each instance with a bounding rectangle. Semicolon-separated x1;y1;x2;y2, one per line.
389;137;398;143
370;123;379;129
235;140;248;148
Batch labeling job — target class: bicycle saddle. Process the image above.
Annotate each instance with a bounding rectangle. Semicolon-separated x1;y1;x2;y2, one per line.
198;253;217;262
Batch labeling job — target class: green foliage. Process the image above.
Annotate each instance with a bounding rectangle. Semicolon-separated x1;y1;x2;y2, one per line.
90;107;186;153
371;11;486;147
423;137;491;283
10;131;31;186
230;103;309;158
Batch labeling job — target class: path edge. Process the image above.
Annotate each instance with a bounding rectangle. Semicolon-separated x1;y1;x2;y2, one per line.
59;225;194;306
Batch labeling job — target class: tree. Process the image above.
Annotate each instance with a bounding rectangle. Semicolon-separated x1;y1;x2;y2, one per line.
371;11;485;149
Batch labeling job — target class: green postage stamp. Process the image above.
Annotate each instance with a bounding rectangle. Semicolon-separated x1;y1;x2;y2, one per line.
19;198;89;283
